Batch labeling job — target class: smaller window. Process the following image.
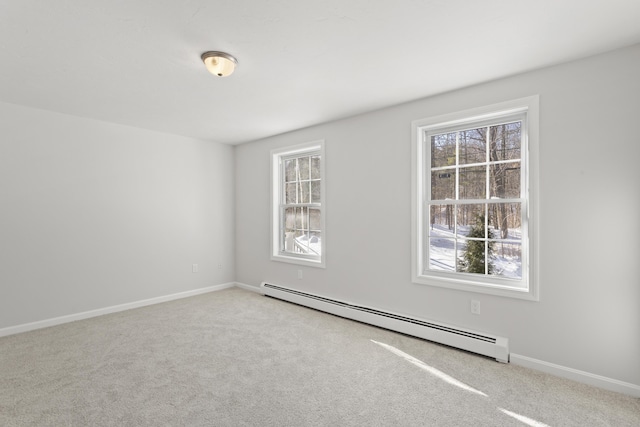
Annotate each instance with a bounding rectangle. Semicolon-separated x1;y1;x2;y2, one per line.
271;141;325;267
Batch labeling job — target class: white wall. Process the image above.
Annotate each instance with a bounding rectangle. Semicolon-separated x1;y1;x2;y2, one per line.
0;102;235;328
236;44;640;387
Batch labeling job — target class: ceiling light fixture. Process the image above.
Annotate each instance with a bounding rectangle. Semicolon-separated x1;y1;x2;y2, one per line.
201;51;238;77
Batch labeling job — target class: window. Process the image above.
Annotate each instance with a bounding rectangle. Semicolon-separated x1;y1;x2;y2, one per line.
412;97;538;299
271;141;325;267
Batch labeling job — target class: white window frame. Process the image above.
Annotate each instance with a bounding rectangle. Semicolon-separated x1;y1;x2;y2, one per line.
411;96;539;300
271;140;326;268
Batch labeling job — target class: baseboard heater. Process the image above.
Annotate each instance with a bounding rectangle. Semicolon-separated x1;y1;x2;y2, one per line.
261;282;509;363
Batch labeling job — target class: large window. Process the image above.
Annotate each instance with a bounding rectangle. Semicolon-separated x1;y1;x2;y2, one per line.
412;97;538;299
271;141;325;267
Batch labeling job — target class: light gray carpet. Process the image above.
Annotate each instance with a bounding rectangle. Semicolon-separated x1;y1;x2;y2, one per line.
1;287;638;426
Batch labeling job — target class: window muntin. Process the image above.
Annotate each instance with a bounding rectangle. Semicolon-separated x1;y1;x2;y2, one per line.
271;142;325;267
412;97;538;299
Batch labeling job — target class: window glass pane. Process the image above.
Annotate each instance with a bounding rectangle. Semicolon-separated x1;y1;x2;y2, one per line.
487;203;522;241
295;207;306;229
490;163;520;199
459;166;486;199
283;232;295;252
490;242;522;279
309;207;321;230
429;204;455;234
431;170;455;200
455;240;469;273
284;207;296;231
310;181;321;203
279;204;322;256
300;181;310;203
308;232;321;255
285;159;297;182
283;207;296;253
431;133;456;168
298;156;310;180
489;121;521;161
456;204;486;238
459;127;486;165
311;155;321;179
292;232;319;255
428;237;456;272
285;183;297;204
457;238;489;275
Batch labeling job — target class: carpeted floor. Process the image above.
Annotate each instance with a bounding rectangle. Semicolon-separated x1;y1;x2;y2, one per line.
0;287;638;426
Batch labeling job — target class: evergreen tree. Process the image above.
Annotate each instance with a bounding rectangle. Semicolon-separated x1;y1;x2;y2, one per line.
458;213;495;274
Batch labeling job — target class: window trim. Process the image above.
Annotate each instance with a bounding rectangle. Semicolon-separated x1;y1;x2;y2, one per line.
411;97;539;300
271;140;326;268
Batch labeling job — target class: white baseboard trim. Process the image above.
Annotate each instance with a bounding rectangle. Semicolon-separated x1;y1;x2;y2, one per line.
0;282;236;338
510;353;640;398
234;282;263;293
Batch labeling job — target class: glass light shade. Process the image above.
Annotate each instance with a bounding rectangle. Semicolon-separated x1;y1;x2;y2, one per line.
201;51;237;77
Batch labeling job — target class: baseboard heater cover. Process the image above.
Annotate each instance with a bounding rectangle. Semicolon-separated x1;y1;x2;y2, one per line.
261;282;509;363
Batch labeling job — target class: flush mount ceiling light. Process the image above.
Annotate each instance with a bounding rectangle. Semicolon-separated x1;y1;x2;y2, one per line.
201;51;238;77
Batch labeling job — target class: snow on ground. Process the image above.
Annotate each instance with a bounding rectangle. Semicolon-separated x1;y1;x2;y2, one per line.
294;234;321;255
428;224;522;279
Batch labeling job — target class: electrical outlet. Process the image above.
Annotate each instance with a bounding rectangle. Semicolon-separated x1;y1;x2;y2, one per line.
298;270;303;279
471;300;481;315
192;264;198;273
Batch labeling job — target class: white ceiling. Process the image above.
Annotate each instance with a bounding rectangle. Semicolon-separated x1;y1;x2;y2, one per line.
1;1;639;145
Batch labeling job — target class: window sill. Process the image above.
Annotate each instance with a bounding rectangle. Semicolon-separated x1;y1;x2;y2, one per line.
271;254;325;269
412;273;538;301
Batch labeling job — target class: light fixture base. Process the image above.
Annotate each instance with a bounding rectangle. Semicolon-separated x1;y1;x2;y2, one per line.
201;51;238;77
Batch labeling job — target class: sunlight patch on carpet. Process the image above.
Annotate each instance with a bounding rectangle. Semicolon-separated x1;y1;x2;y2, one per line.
370;340;551;426
370;339;487;397
499;408;550;427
